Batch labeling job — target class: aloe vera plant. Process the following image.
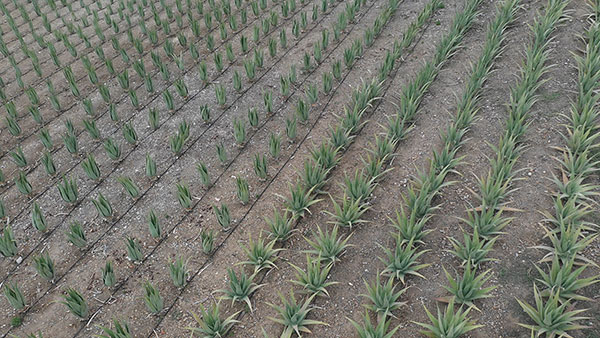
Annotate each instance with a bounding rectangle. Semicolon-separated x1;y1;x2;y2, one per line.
97;318;132;338
4;282;25;310
142;282;163;314
117;177;140;199
66;222;87;248
290;254;337;297
218;268;262;311
187;302;239;337
214;203;231;230
31;203;47;232
169;256;189;288
268;292;326;337
0;226;18;257
92;193;113;218
361;273;407;320
57;176;78;203
125;237;143;263
240;235;281;272
60;288;88;319
102;261;116;287
33;251;55;281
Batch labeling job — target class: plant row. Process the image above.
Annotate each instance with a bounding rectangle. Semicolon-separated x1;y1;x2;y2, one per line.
517;1;600;336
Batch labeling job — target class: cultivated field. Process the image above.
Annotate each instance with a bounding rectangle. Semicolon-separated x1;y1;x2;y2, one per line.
0;0;599;336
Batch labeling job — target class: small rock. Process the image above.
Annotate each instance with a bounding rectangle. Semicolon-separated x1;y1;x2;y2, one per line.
16;256;22;264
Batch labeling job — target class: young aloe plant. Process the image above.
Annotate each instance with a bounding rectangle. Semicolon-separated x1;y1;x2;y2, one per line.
83;119;100;139
125;237;143;263
269;133;281;159
305;225;352;264
41;152;56;176
33;251;55;281
148;107;160;130
66;221;87;248
235;177;250;204
104;138;122;161
361;273;407;320
117;176;140;199
414;298;482;338
239;235;281;272
233;118;246;145
201;229;215;254
247;107;259;128
290;255;337;297
380;237;429;284
216;142;228;165
10;146;27;168
92;193;113;218
0;226;18;257
218;268;263;311
268;292;326;337
3;281;25;310
215;84;227;106
349;310;399;338
233;70;243;92
31;203;47;232
286;116;297;142
145;153;157;179
266;209;293;242
283;183;321;219
16;171;32;196
147;209;161;239
60;288;88;319
176;182;192;209
122;122;137;145
57;176;78;204
213;203;231;230
142;282;163;314
97;318;132;338
169;256;189;288
326;194;370;229
102;261;116;287
253;154;268;180
187;302;239;337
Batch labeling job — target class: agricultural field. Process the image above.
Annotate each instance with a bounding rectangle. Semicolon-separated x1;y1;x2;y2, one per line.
0;0;599;336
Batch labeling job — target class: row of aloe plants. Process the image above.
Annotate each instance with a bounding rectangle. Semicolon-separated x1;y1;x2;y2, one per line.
517;1;600;336
0;0;374;335
343;0;527;335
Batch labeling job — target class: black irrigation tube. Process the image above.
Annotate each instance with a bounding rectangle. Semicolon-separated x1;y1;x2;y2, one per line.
0;0;276;142
147;1;434;336
0;0;310;222
1;0;358;335
75;1;384;336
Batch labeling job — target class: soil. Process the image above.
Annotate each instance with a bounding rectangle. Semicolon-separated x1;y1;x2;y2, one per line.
0;0;598;337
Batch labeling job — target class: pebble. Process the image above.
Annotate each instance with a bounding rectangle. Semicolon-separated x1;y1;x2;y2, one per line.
16;256;22;264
